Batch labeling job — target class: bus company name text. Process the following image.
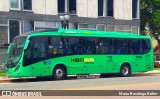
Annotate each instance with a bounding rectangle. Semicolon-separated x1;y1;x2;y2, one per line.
71;58;94;63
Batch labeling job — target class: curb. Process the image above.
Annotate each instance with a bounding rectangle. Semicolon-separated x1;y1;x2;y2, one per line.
0;77;36;83
0;77;13;83
0;79;12;83
144;70;160;74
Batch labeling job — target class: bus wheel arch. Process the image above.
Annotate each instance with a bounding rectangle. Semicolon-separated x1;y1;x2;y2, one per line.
119;63;131;77
52;64;67;80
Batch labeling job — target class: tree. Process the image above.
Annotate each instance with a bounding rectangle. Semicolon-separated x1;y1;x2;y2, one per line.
140;0;160;44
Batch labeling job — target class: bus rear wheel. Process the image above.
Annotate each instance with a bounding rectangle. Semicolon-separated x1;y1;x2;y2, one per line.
53;66;66;80
119;64;131;77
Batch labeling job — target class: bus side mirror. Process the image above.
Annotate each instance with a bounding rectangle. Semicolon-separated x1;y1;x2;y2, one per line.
24;40;30;50
7;43;12;54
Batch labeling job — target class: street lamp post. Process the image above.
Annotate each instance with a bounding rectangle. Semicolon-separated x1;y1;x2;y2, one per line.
60;13;65;29
60;13;70;29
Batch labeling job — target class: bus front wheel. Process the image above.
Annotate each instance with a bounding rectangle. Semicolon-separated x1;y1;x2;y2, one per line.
119;64;131;77
53;66;66;80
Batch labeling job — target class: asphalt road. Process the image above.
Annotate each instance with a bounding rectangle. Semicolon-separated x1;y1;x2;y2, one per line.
0;74;160;90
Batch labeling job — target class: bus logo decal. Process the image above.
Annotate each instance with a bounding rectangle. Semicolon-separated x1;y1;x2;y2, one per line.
71;58;94;63
43;60;51;65
47;60;51;65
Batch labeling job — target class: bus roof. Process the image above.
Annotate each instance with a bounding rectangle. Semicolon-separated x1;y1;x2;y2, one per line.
17;28;150;39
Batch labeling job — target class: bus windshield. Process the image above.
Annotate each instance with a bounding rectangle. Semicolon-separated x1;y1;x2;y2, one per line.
6;36;27;68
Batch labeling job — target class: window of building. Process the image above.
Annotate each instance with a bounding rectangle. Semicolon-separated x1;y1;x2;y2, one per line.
0;27;8;45
23;0;32;10
9;20;20;43
115;25;131;33
98;0;104;16
132;26;139;34
88;24;96;29
155;56;160;61
107;25;115;31
23;20;34;33
69;0;76;14
97;24;106;31
107;0;114;16
58;0;65;13
132;0;139;19
58;0;77;14
10;0;21;10
79;24;87;28
57;22;62;28
0;20;8;45
78;23;96;30
34;21;56;30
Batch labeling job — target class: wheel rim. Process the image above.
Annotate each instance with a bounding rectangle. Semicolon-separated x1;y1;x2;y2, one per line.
55;69;63;78
122;67;128;75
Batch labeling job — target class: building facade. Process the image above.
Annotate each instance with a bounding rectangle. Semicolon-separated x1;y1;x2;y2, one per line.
0;0;140;65
0;0;140;45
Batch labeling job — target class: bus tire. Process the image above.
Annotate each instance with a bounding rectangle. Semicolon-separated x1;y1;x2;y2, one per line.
53;66;66;80
119;64;131;77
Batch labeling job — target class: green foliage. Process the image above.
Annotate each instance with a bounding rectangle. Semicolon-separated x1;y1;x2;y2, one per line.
154;68;160;70
0;72;6;77
141;0;160;44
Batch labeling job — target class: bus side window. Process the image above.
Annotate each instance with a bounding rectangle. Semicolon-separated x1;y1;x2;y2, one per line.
98;38;109;54
121;40;128;54
68;37;80;54
85;38;96;54
109;39;116;54
51;37;61;55
128;39;142;54
116;39;121;54
141;39;151;54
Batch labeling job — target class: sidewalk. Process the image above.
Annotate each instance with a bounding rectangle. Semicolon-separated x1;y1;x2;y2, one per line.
0;77;16;83
0;77;36;83
0;70;160;83
144;70;160;74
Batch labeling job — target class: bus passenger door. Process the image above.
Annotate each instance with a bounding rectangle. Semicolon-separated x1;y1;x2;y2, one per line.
141;39;153;71
29;36;50;77
145;54;152;71
133;55;144;72
106;56;115;73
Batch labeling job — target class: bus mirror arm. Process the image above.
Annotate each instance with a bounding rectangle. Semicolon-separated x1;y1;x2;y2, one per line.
7;43;12;54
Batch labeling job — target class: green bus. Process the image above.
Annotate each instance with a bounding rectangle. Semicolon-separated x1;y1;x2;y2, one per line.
6;28;154;80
